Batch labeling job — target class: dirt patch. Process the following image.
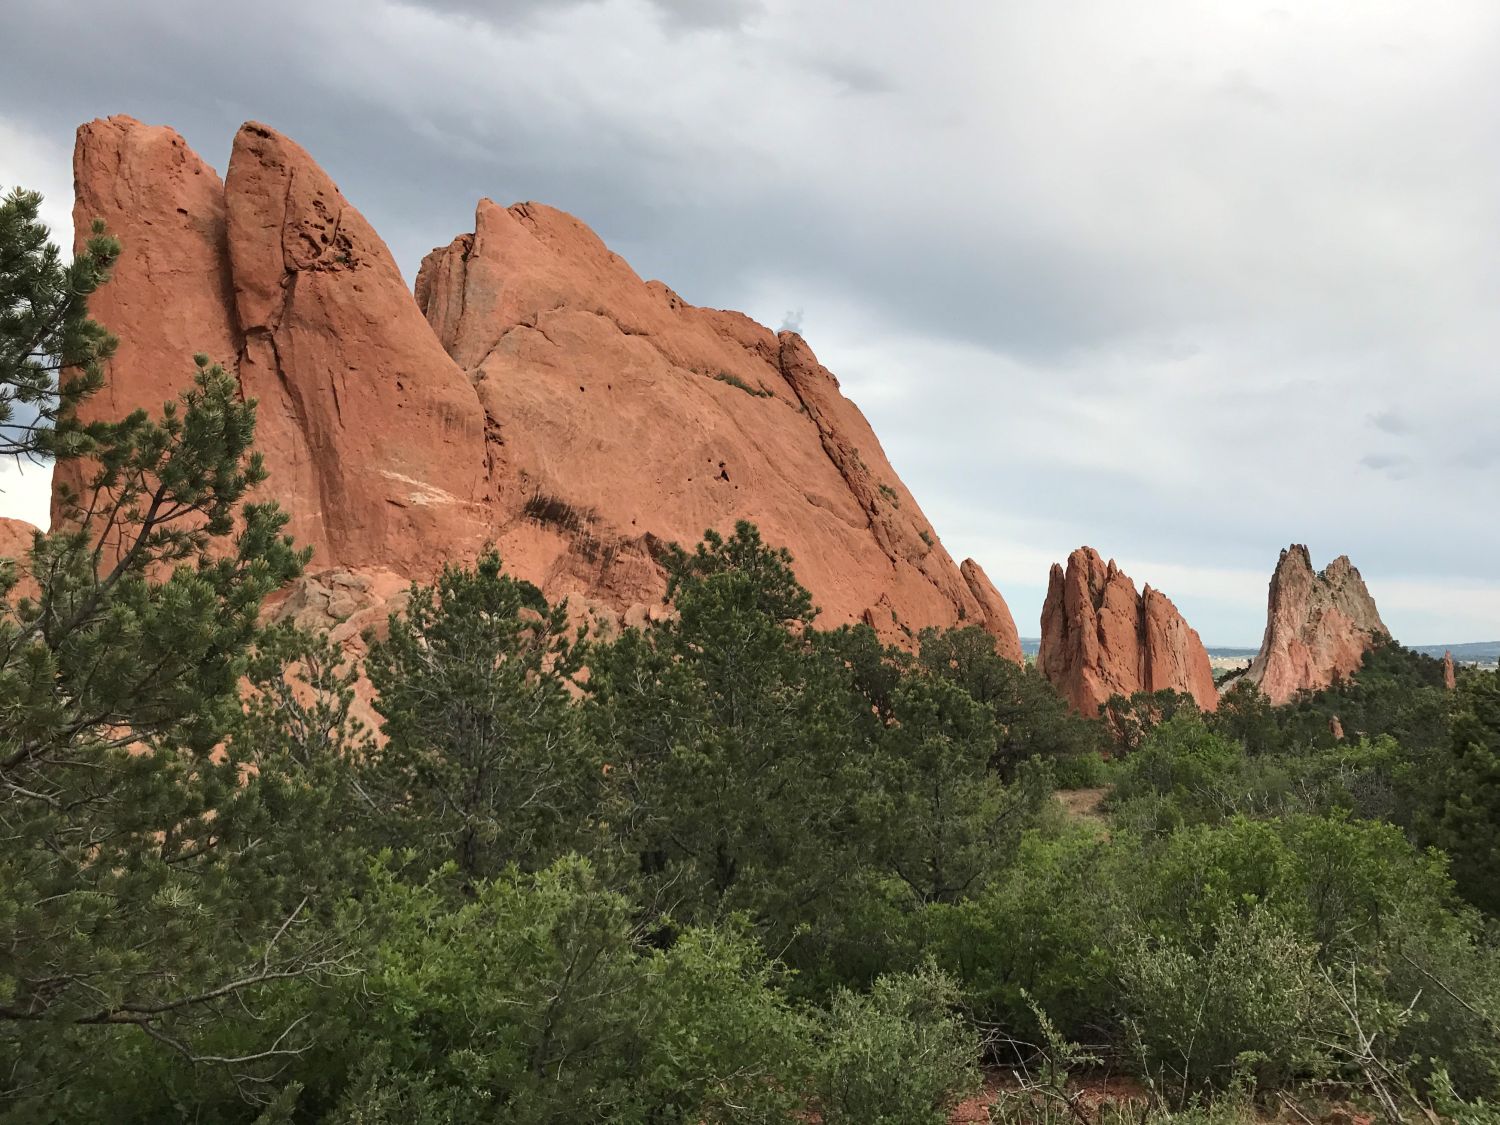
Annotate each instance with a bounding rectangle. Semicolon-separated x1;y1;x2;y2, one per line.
1055;786;1110;825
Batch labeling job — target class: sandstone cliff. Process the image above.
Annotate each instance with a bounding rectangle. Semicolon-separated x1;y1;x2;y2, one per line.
57;116;1020;655
1243;545;1387;704
1038;546;1218;716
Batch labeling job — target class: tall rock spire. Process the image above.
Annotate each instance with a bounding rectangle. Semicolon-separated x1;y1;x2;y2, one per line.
1243;545;1387;704
1038;546;1218;716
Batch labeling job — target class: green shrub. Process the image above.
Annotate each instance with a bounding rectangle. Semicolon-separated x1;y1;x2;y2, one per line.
1118;906;1335;1097
713;370;774;397
808;964;980;1125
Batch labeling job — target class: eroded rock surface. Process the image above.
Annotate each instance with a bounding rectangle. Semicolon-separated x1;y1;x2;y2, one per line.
1039;546;1218;716
1243;545;1387;704
60;117;1021;651
414;196;1020;647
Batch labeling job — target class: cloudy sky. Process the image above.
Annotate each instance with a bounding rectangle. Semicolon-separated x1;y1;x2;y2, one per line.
2;0;1496;645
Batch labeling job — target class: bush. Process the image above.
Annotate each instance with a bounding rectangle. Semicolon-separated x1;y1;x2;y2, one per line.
808;964;980;1125
1118;906;1334;1097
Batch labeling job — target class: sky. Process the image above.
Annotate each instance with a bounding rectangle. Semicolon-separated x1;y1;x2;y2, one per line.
1;0;1497;646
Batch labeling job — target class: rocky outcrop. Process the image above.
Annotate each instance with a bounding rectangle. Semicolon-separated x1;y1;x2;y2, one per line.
0;517;40;602
1039;547;1218;716
1444;651;1456;691
60;116;1021;652
412;195;1020;648
57;117;489;575
1243;545;1387;704
0;516;36;560
959;559;1023;663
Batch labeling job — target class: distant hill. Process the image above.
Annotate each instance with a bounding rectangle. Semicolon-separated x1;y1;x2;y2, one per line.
1409;641;1500;664
1019;637;1258;660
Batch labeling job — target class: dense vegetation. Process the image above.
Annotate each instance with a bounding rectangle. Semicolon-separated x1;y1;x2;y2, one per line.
4;189;1500;1123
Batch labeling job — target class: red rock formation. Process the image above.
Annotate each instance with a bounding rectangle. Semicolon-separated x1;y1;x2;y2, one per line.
0;517;40;602
57;117;489;575
223;123;488;574
1243;545;1387;705
1039;547;1218;717
960;559;1023;663
59;117;1021;653
1329;715;1345;741
1444;650;1457;691
413;196;1019;648
53;117;239;526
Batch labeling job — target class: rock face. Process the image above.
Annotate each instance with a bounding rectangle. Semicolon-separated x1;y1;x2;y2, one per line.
1444;651;1457;691
59;116;1021;654
57;117;488;575
1243;545;1387;705
0;517;40;602
0;516;36;560
1038;547;1218;716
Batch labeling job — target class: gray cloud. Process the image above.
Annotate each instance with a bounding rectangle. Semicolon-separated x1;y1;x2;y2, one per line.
1361;452;1415;479
1;0;1497;644
395;0;761;29
1369;410;1413;436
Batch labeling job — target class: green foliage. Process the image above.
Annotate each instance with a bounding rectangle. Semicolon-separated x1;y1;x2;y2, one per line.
1118;906;1335;1097
308;858;810;1125
0;187;118;459
808;964;979;1125
713;370;774;398
917;625;1103;776
864;674;1049;905
362;552;600;884
1421;668;1500;914
587;522;869;947
0;362;324;1109
1101;688;1200;754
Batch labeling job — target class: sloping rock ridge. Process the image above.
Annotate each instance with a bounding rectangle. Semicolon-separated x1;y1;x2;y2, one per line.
1038;546;1218;716
1243;544;1387;704
58;115;1021;655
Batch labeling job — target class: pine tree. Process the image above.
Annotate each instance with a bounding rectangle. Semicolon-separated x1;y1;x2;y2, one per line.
0;196;337;1105
361;551;599;884
0;187;118;460
1422;668;1500;913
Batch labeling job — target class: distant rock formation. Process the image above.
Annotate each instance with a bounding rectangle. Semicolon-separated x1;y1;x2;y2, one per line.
1243;545;1387;704
0;516;35;558
1444;650;1457;691
56;115;1021;654
1038;546;1218;717
0;517;39;601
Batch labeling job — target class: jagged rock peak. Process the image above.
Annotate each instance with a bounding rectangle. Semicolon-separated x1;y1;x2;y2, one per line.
59;116;489;575
1038;546;1217;717
57;116;1021;653
1243;544;1388;704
